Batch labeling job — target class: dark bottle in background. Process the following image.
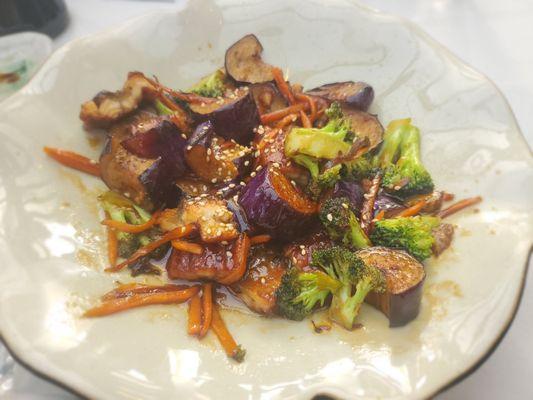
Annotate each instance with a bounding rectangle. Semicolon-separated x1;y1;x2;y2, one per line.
0;0;69;38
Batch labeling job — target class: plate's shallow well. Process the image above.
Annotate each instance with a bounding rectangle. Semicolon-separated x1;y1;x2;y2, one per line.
0;0;531;399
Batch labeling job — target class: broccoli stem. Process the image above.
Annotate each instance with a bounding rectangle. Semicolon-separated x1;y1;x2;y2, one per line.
375;119;408;168
347;213;372;249
397;125;422;166
293;154;319;180
330;277;373;329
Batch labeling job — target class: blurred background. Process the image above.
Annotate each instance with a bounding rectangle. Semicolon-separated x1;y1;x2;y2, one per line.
0;0;531;399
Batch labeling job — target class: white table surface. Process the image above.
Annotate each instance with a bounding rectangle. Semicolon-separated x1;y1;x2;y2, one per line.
0;0;531;399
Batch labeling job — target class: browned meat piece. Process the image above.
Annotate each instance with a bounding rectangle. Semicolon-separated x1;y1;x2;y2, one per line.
283;230;333;271
166;234;250;284
357;247;425;327
158;196;238;243
80;72;158;128
432;223;454;256
230;245;288;315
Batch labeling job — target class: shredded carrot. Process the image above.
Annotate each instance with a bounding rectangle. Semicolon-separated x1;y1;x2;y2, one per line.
199;283;213;338
101;283;191;301
106;224;196;272
437;196;482;219
260;103;309;125
101;211;160;233
274;113;299;130
299;110;312;128
171;240;203;255
396;199;427;218
250;234;272;245
187;292;202;336
295;93;317;122
211;306;245;362
272;66;295;104
374;210;386;221
43;147;100;177
84;286;200;317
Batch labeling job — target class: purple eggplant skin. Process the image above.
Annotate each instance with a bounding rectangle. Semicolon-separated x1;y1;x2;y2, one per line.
341;106;384;150
187;120;215;148
306;81;374;111
226;198;252;233
224;34;274;84
374;191;406;217
356;246;425;327
192;91;260;145
331;181;364;216
139;157;184;209
238;167;318;240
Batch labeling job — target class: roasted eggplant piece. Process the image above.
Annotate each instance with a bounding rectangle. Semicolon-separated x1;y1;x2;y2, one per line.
357;247;425;327
238;166;318;240
341;105;384;150
175;176;212;196
224;34;274;84
190;90;260;145
306;81;374;111
374;191;406;217
250;82;288;114
283;230;332;271
158;196;239;243
184;121;252;183
80;72;158;128
330;181;365;216
166;234;250;284
230;245;288;315
99;114;185;209
431;223;454;256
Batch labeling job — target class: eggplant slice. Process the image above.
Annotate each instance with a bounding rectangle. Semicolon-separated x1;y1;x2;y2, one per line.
357;246;425;327
224;34;274;84
431;223;454;256
250;82;288;114
99;113;185;210
306;81;374;111
80;72;158;128
341;105;384;150
230;245;288;315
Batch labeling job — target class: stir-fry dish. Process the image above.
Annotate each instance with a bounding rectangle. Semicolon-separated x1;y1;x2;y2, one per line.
44;34;482;362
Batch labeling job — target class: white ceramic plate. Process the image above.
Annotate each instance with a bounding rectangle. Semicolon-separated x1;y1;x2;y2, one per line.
0;0;531;399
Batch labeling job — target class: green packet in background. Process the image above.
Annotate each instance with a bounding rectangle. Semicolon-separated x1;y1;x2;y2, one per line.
0;32;52;101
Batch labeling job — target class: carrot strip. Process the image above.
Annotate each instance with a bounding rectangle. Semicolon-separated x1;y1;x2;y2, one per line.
274;113;299;130
171;240;203;255
199;283;213;338
396;199;427;217
374;210;386;221
260;103;309;125
101;211;160;233
272;67;295;104
106;224;196;272
187;292;202;336
43;147;100;177
299;110;312;128
250;234;272;245
437;196;482;219
101;283;191;301
442;192;455;202
84;286;200;317
211;306;245;362
295;93;317;123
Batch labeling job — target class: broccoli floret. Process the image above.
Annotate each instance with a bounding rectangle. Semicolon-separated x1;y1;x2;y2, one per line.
381;119;434;198
312;247;383;329
285;102;353;159
190;69;226;98
99;191;155;259
275;268;336;320
342;152;376;181
374;118;407;169
319;197;371;249
292;154;342;198
370;216;441;261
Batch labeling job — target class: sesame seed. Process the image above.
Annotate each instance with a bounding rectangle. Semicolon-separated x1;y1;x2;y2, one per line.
211;178;218;183
216;191;223;196
221;241;228;245
260;277;266;284
229;183;236;188
342;203;349;209
394;185;401;191
186;145;192;151
181;133;187;139
327;213;333;222
240;181;246;186
291;257;298;264
226;251;232;257
250;172;256;177
194;196;201;201
299;245;305;249
207;148;212;155
244;160;250;166
256;165;263;171
301;249;306;256
89;159;97;165
233;195;239;202
206;228;212;234
272;162;280;168
291;180;297;187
